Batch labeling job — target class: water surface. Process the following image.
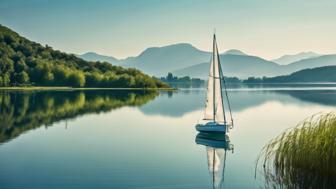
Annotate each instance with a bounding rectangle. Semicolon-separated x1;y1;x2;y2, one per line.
1;86;335;189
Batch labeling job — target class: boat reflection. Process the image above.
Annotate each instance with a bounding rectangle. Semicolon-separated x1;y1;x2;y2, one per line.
195;133;234;189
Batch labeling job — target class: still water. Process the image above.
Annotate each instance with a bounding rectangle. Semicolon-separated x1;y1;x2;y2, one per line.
0;86;336;189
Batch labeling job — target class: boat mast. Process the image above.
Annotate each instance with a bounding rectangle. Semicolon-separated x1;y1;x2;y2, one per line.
212;149;215;189
213;34;216;122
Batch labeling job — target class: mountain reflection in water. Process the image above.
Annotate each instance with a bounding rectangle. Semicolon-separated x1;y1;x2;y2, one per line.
141;89;336;117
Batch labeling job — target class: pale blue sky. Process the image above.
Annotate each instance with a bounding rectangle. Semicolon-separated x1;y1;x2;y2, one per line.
0;0;335;59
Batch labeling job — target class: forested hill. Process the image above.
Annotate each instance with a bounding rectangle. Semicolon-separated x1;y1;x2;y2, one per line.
0;25;168;88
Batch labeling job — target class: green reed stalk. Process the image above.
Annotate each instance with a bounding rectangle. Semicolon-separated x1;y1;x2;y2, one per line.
256;112;336;189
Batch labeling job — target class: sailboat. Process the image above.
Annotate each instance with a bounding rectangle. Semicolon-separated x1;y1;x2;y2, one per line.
196;34;233;133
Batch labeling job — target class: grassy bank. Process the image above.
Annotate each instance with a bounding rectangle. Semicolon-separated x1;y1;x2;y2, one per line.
257;112;336;189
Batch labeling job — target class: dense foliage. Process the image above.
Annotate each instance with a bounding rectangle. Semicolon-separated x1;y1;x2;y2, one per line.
0;24;168;88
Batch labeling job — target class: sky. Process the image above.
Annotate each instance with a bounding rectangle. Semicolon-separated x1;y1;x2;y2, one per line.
0;0;336;60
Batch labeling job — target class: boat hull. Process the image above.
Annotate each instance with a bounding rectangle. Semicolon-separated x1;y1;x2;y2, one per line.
195;122;228;133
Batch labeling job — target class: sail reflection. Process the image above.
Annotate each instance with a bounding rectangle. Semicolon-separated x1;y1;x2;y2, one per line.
195;133;233;189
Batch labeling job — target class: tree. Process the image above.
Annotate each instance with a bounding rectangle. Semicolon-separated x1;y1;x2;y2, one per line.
85;72;102;87
68;72;85;87
53;65;69;85
117;74;135;87
1;74;11;86
14;58;26;73
15;71;29;84
167;72;174;81
43;71;54;85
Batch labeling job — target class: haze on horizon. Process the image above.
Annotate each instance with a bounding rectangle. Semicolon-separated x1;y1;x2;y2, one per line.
0;0;335;60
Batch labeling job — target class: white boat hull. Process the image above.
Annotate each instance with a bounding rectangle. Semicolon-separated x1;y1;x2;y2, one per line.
196;122;228;133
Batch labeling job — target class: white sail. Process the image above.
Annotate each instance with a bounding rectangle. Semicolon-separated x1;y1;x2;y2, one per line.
204;35;225;123
214;39;225;123
204;51;214;120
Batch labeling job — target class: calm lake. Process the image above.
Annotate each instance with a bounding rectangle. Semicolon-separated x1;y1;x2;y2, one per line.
1;85;336;189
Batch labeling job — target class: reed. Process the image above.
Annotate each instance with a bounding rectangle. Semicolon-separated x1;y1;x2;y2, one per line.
256;112;336;189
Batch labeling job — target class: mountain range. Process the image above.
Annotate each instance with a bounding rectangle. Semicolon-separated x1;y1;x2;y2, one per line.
272;52;321;65
245;66;336;83
78;43;336;79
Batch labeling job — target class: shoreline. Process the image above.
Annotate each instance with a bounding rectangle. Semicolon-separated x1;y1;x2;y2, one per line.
0;86;176;91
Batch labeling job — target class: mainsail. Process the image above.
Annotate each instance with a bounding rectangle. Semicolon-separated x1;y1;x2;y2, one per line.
204;35;226;123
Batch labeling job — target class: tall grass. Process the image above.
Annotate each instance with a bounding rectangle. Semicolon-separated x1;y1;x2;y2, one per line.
256;112;336;189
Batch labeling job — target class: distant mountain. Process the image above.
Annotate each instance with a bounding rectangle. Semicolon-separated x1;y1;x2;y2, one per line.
257;66;336;83
78;52;120;65
173;53;336;79
122;43;210;76
78;44;336;79
282;55;336;73
173;54;280;79
120;43;279;78
121;46;246;76
272;52;320;65
224;49;247;56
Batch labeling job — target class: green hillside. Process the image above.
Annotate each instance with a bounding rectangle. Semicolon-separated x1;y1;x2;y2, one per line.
0;24;168;88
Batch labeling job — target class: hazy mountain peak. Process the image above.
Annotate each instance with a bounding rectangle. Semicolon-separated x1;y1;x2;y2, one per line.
82;52;99;56
78;52;119;64
139;43;200;55
166;43;194;48
224;49;247;56
272;51;321;65
123;43;210;76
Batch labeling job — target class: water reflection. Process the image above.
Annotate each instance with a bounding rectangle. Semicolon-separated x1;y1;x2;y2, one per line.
1;86;335;189
195;133;234;189
0;90;158;144
140;89;336;117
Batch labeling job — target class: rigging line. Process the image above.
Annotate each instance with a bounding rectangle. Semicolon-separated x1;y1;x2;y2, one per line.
215;41;226;124
219;63;234;127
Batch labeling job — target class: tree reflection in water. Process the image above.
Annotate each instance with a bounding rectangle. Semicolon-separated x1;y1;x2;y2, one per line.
0;90;158;144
